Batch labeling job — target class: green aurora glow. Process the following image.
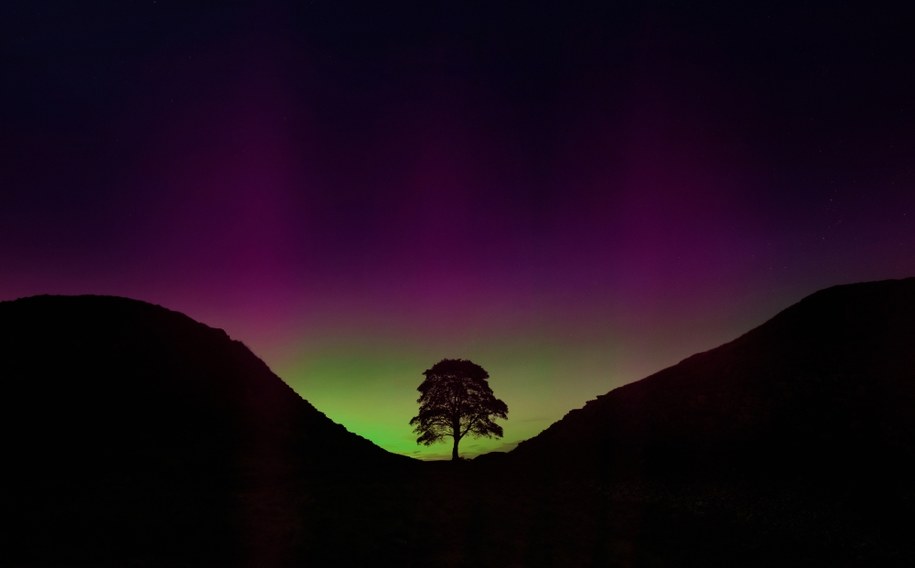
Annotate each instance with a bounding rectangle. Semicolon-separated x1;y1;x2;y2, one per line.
266;320;750;460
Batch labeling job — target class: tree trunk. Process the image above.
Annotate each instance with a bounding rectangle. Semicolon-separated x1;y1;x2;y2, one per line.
452;435;460;460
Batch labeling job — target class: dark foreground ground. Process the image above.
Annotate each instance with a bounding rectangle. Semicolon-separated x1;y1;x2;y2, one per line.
11;455;910;567
300;458;915;568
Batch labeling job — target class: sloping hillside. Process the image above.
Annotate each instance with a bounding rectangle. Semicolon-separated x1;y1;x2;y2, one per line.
0;295;411;565
513;278;915;480
485;279;915;565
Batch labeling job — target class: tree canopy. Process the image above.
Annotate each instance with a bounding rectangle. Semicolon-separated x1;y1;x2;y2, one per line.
409;358;508;460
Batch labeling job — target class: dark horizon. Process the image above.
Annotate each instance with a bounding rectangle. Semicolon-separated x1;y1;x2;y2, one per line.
4;277;915;566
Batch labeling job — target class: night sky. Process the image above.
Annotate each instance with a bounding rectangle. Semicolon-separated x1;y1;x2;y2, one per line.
3;2;914;459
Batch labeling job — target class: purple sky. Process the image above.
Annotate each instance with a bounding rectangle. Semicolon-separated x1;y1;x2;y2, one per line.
2;2;914;458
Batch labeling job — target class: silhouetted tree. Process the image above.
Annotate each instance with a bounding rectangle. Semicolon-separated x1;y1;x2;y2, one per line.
409;358;508;460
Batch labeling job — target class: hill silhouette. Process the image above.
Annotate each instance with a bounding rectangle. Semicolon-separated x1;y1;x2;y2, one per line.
502;278;915;564
0;295;412;565
513;278;915;477
3;282;915;566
